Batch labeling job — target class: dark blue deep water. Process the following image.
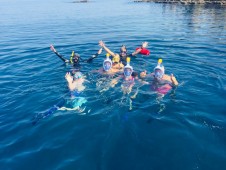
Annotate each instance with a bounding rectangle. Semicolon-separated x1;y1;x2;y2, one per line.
0;0;226;169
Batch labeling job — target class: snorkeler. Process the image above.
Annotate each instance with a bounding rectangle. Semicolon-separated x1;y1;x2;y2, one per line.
140;59;178;95
93;53;124;76
99;40;128;65
50;44;102;66
32;71;87;125
59;71;87;111
131;41;150;56
111;57;135;93
91;53;124;93
110;57;140;110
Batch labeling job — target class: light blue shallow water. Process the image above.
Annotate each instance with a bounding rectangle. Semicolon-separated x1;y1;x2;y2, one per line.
0;0;226;169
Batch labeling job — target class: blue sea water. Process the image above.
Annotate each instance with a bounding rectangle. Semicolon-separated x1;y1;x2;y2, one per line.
0;0;226;169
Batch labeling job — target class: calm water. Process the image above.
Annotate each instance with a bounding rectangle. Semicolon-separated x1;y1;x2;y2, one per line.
0;0;226;169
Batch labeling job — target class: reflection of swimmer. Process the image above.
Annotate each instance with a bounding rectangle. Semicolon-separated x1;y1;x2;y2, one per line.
140;59;178;96
50;44;102;67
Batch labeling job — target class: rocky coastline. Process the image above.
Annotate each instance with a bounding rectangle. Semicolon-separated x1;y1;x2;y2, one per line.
134;0;226;5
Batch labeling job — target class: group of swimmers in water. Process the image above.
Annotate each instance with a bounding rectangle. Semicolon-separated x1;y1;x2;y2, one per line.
50;41;178;94
32;41;179;125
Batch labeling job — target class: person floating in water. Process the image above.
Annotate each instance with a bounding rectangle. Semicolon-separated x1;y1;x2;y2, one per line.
50;44;103;66
131;41;150;56
93;53;124;76
32;71;87;125
59;71;87;111
140;59;178;96
92;53;124;93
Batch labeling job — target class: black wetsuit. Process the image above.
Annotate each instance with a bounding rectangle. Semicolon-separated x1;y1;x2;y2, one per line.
53;51;100;65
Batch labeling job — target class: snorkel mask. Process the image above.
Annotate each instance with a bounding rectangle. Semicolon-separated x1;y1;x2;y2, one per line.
124;57;133;77
73;71;83;80
103;53;112;72
154;59;164;79
70;51;80;64
154;68;164;79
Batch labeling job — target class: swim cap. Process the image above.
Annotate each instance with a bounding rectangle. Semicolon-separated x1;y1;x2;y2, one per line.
103;58;112;71
73;72;83;80
112;54;120;63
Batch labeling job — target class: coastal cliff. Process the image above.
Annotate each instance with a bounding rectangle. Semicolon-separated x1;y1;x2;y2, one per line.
134;0;226;5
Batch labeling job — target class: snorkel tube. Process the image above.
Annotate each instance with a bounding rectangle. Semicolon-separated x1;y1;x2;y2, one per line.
124;57;133;77
103;53;112;72
70;51;75;63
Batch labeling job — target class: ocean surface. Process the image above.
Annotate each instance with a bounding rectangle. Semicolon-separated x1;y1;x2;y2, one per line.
0;0;226;169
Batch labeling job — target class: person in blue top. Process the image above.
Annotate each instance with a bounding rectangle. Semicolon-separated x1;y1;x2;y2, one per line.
32;70;87;125
58;71;87;111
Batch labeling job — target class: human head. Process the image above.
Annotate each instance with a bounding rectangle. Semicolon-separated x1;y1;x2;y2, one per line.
120;45;127;57
154;66;164;79
103;58;112;71
71;52;80;64
73;71;83;80
141;42;148;48
124;65;133;77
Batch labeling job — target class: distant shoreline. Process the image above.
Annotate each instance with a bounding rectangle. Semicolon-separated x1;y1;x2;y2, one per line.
133;0;226;5
73;0;88;3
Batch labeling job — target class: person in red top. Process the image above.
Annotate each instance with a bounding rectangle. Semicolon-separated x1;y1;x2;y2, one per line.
132;41;150;56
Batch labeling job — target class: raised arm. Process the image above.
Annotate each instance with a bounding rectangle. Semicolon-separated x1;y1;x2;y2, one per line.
132;48;142;56
99;40;116;57
132;42;149;56
50;44;69;63
86;48;103;63
65;72;76;91
170;74;179;86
